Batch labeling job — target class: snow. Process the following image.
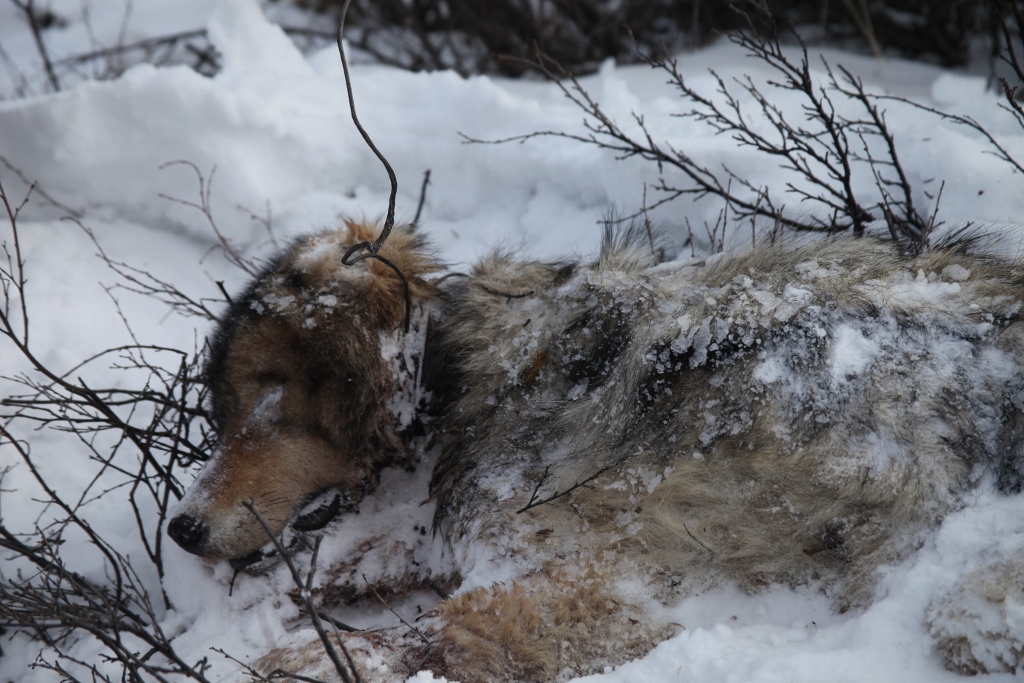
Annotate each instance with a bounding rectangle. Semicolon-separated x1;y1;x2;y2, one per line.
3;0;1024;681
829;323;880;384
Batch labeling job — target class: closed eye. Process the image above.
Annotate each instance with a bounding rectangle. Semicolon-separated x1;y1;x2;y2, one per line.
257;372;288;386
247;384;285;426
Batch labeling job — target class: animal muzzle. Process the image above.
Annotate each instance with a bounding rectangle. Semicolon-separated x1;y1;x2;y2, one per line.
238;490;352;570
166;421;364;564
166;488;352;568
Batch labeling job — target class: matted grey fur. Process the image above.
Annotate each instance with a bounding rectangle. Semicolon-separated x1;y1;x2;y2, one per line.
172;222;1024;681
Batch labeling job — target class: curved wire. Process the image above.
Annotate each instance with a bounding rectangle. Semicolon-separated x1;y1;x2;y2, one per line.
336;0;398;259
335;0;411;332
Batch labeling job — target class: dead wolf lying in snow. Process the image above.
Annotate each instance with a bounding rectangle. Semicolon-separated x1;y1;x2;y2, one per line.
169;220;1024;680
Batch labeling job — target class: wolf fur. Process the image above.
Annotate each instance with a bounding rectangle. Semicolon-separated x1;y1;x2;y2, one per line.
170;220;1024;681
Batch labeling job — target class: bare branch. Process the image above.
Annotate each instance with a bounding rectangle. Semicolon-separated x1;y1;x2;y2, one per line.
0;156;82;217
9;0;60;91
411;168;432;229
243;501;362;683
362;575;431;647
465;5;953;250
158;161;265;276
516;463;611;514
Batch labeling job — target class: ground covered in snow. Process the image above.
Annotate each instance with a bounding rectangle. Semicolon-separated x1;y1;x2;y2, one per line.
3;0;1024;681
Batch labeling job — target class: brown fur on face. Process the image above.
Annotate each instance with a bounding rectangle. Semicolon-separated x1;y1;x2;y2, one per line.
170;221;442;561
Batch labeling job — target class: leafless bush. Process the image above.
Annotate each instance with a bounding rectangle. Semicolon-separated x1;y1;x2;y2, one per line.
0;178;338;682
462;2;1024;254
0;6;415;670
1;0;220;97
0;179;218;679
860;0;1024;186
292;0;1008;77
0;0;337;98
3;0;1016;98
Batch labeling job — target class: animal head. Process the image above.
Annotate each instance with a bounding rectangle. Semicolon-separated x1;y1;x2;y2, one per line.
167;221;442;568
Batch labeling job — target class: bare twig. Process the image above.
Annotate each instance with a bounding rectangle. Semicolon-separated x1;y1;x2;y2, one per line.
243;501;362;683
53;29;204;68
314;611;362;633
158;161;264;276
873;94;1024;176
411;169;432;229
237;198;278;251
214;647;329;683
516;464;611;514
331;0;413;333
991;0;1024;89
682;522;714;554
0;156;82;217
74;219;223;320
362;575;431;647
9;0;60;91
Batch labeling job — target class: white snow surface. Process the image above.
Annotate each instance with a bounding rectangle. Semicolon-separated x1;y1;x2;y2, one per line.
2;0;1024;681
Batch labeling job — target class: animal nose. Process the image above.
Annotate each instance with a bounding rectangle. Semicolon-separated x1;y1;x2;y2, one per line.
167;514;209;555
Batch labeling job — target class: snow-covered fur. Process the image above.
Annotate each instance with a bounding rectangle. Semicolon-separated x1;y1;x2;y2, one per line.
929;549;1024;675
171;222;1024;681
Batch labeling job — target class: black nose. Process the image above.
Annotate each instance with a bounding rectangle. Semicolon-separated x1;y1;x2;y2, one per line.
167;514;209;555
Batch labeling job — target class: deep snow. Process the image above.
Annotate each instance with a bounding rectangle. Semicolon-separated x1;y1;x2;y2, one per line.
2;0;1024;681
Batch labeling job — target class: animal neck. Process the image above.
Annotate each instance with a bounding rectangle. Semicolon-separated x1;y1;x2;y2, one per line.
381;299;457;447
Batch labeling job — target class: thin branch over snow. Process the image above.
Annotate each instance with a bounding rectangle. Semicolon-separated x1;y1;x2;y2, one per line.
0;181;227;681
465;4;978;254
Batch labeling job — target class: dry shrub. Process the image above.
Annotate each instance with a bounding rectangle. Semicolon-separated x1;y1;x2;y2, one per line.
290;0;1011;76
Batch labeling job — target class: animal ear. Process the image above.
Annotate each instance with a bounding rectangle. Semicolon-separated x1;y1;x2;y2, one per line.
337;220;409;328
366;258;412;329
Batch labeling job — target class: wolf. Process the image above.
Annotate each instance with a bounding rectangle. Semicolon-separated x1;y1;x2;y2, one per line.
169;220;1024;681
